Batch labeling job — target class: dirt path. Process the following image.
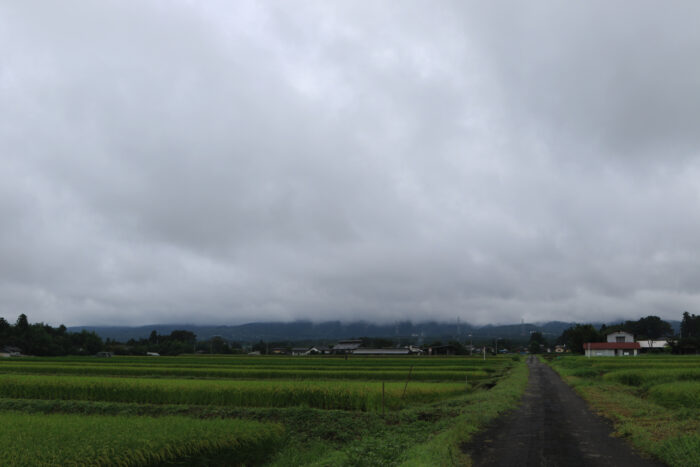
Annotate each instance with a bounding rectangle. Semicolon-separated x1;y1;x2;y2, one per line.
464;356;663;467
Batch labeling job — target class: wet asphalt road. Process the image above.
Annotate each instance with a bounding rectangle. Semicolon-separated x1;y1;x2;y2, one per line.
465;356;663;467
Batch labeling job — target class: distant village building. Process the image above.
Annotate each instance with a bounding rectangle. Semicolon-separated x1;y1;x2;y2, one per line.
291;347;310;356
427;345;457;356
332;340;362;354
308;345;331;355
352;348;410;356
0;346;22;358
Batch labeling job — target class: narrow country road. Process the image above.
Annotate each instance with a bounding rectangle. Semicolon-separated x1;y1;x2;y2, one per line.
465;356;663;467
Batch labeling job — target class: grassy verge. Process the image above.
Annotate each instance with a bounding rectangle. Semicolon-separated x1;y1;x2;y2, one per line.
546;356;700;466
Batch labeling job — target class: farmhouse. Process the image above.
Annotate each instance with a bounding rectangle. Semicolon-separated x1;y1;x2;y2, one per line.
291;347;310;356
584;331;639;357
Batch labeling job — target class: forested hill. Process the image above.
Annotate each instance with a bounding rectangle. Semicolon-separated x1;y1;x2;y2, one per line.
69;319;680;343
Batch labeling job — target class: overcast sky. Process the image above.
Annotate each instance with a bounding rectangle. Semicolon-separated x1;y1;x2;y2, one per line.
2;1;700;327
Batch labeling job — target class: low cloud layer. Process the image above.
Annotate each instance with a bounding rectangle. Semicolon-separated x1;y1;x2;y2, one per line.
2;1;700;326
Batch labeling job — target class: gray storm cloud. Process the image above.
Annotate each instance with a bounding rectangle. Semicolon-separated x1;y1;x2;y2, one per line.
1;1;699;326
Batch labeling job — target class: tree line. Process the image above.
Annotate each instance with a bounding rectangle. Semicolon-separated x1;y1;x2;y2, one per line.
0;314;228;356
0;314;103;356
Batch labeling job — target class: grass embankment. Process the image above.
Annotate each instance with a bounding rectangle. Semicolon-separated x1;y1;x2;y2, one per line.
547;355;700;467
0;411;282;466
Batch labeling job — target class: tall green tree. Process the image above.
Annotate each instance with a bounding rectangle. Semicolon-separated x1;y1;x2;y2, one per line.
528;332;546;354
558;324;601;354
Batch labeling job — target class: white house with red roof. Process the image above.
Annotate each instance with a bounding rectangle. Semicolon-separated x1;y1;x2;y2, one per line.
584;331;640;357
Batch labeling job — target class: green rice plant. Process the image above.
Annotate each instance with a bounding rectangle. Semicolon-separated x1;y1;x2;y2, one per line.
5;355;513;369
656;435;700;467
0;374;467;411
648;382;700;409
603;369;700;387
0;363;491;382
0;411;283;466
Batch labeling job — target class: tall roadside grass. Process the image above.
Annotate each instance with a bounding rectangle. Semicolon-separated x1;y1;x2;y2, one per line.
0;411;283;466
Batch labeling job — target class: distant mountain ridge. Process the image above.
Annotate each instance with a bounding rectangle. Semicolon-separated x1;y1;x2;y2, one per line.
69;319;681;343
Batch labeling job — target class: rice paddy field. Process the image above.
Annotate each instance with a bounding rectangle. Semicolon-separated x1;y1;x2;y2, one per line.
0;353;526;466
548;354;700;467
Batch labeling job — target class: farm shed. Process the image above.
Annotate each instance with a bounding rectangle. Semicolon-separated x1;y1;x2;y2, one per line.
291;348;310;356
584;342;640;357
637;340;670;350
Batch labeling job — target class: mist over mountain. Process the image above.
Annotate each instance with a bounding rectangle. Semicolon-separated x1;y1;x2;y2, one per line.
70;320;681;344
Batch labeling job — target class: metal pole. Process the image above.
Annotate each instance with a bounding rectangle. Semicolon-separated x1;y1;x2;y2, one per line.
402;365;413;399
382;381;385;416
